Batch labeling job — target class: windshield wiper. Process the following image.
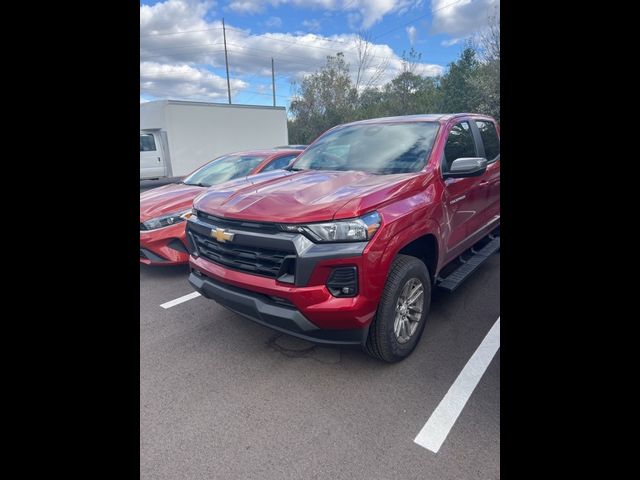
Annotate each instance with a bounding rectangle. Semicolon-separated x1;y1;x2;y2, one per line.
183;182;209;187
287;167;307;172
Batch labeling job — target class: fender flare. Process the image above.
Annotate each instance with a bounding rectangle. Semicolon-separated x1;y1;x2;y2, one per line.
379;218;444;279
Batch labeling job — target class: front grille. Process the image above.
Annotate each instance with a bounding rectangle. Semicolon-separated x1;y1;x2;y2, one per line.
194;211;280;234
190;229;291;278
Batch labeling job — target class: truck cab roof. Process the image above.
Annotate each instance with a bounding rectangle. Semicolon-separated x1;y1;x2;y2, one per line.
339;113;497;126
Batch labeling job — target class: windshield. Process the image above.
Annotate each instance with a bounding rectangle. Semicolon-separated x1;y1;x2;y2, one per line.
183;154;267;187
291;122;440;174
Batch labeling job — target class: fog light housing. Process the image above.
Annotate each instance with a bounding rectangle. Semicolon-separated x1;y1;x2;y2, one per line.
326;267;358;297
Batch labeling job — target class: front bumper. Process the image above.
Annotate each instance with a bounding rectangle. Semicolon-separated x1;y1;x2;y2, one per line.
139;222;190;265
186;214;382;339
189;271;368;346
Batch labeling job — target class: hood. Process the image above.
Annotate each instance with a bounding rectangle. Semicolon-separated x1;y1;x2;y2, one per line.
140;183;204;222
193;169;426;223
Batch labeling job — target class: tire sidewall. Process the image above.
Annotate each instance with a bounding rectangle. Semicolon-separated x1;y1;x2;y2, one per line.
381;259;431;360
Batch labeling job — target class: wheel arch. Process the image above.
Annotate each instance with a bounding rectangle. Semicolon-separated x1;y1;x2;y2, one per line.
397;234;439;283
379;219;443;285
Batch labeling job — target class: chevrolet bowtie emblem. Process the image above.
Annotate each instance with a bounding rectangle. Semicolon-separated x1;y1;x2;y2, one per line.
211;227;235;243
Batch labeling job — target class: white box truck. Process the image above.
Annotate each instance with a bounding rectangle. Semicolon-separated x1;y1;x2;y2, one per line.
140;100;289;180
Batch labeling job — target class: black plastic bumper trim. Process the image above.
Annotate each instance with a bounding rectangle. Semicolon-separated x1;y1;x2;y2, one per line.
189;272;368;346
140;248;169;263
167;239;189;253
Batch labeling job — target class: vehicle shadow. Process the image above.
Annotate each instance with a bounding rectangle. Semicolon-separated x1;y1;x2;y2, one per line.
139;263;190;279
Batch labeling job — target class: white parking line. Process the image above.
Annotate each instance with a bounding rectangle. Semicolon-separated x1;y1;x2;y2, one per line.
414;316;500;453
160;291;201;309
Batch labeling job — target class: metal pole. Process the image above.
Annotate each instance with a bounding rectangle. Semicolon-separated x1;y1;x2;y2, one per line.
271;58;276;107
222;18;231;104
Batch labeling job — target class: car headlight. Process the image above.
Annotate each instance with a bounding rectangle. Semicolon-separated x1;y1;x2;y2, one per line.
281;211;381;242
142;209;195;231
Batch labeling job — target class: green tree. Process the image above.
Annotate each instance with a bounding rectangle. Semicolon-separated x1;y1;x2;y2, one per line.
356;87;387;120
472;15;500;120
287;31;499;144
438;44;481;113
288;52;358;144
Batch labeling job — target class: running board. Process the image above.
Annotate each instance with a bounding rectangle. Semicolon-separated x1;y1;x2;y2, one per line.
436;237;500;292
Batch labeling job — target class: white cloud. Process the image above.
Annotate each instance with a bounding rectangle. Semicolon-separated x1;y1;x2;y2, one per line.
226;1;422;29
346;12;360;30
441;38;459;47
140;1;445;101
302;19;321;32
141;0;217;35
140;62;248;101
265;16;282;28
356;0;421;29
431;0;499;41
227;1;334;15
406;25;417;46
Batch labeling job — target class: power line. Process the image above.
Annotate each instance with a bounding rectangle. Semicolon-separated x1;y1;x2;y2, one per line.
140;24;354;49
140;26;224;38
139;0;472;63
141;30;353;53
140;38;402;67
142;42;335;62
140;48;332;72
141;0;477;101
141;32;357;56
140;41;224;54
140;1;359;46
275;0;359;56
371;0;469;42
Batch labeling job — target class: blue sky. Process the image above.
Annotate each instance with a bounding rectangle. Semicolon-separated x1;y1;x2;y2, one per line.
140;0;499;108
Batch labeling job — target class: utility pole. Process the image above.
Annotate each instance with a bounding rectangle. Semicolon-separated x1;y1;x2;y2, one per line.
222;18;231;104
271;58;276;107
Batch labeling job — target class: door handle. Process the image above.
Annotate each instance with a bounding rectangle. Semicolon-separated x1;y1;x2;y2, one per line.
157;157;161;163
479;181;489;186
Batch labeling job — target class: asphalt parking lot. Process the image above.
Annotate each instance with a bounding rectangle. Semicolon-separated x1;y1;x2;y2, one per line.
140;250;500;479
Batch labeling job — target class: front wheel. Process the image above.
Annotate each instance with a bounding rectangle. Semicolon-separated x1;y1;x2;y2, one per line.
364;255;431;362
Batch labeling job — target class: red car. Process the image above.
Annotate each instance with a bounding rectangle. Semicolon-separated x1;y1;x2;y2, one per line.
186;114;500;362
140;149;303;265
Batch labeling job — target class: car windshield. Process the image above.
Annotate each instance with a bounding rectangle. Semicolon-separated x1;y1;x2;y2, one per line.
291;122;440;174
183;154;267;187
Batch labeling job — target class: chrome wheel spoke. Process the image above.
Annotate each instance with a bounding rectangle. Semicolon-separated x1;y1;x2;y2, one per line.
393;277;425;344
406;285;424;306
394;318;402;337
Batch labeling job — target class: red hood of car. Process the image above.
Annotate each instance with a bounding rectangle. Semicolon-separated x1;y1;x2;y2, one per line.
193;169;427;223
140;183;205;222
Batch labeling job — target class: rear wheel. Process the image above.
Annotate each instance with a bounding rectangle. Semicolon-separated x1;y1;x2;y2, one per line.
364;255;431;362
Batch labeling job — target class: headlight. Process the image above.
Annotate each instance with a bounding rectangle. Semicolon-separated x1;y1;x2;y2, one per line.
142;209;195;231
281;211;381;242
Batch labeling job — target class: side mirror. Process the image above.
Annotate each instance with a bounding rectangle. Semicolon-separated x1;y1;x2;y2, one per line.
443;157;488;179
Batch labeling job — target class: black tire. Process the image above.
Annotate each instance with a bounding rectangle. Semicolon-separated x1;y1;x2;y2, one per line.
364;255;431;363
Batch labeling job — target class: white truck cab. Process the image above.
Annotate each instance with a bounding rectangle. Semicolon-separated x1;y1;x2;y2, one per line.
140;131;166;179
140;100;289;180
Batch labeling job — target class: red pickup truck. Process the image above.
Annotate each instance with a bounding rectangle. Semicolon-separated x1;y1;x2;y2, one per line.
186;114;500;362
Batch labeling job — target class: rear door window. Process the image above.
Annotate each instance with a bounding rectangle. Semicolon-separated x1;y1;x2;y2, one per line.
475;120;500;161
